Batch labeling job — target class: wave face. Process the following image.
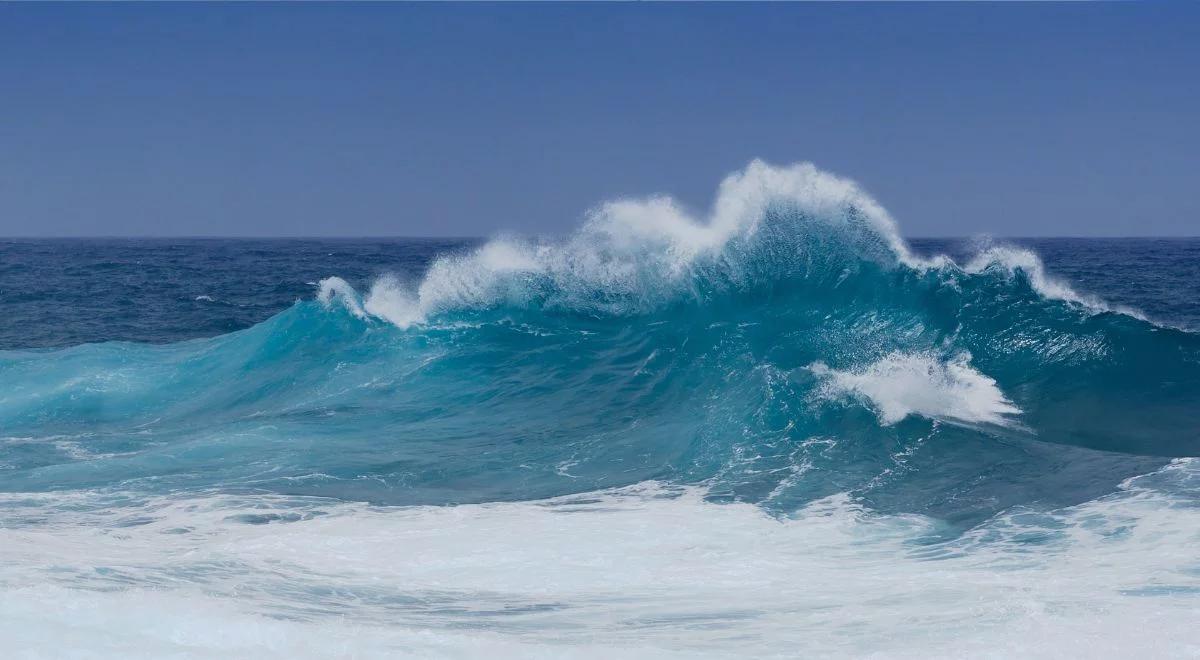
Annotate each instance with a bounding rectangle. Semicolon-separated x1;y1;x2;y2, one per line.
3;161;1198;531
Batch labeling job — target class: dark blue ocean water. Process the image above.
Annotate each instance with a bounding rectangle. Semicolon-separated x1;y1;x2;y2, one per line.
0;238;477;349
2;164;1200;656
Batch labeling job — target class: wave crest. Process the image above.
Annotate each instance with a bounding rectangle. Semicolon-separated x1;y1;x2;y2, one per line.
321;160;919;325
319;160;1140;329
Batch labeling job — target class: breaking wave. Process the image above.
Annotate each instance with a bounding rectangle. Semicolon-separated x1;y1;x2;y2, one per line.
3;160;1197;525
4;160;1200;657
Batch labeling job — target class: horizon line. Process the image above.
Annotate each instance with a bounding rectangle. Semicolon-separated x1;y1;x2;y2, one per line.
2;235;1199;241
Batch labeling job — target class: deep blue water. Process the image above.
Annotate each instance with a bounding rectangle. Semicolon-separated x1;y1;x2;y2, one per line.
2;163;1199;656
0;238;478;349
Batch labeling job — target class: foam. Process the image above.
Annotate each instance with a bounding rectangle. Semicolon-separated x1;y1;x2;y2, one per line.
319;160;918;325
810;352;1021;426
3;464;1200;658
316;276;367;319
361;273;423;328
963;244;1147;318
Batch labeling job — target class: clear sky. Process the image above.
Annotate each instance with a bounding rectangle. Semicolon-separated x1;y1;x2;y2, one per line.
2;3;1197;238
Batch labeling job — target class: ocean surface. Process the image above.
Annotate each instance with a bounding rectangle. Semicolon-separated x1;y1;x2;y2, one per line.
2;162;1199;658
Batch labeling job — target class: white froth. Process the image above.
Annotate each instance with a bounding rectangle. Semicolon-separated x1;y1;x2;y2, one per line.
361;274;423;329
318;160;918;327
963;244;1148;319
316;276;367;319
811;352;1021;426
3;465;1200;658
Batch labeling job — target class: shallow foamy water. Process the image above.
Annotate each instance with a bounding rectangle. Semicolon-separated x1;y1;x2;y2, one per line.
4;461;1200;658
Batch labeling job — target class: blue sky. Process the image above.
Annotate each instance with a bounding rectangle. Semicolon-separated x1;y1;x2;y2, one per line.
1;3;1197;237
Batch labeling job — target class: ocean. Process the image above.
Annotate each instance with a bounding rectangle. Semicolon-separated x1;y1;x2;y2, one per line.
2;162;1199;658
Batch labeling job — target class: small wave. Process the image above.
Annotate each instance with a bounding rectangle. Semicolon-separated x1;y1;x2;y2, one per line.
962;244;1147;319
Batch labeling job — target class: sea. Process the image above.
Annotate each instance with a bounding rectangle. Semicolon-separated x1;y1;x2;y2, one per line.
2;162;1199;658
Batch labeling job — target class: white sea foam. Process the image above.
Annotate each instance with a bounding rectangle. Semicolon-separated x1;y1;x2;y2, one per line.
316;276;367;318
318;160;918;326
810;352;1021;426
3;463;1200;658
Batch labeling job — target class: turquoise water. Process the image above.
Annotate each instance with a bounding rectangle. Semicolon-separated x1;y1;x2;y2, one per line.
2;162;1199;658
